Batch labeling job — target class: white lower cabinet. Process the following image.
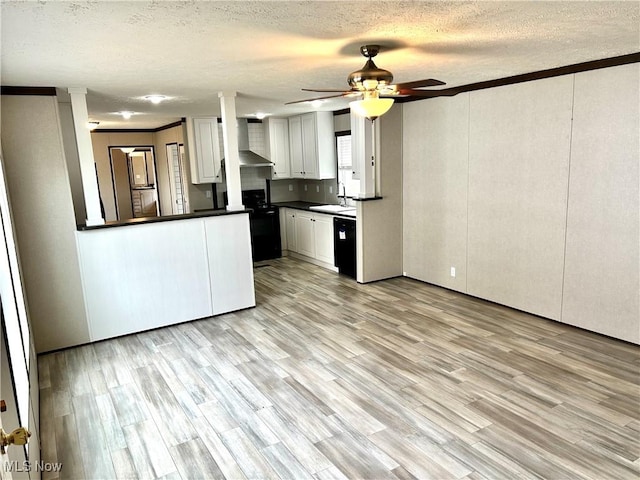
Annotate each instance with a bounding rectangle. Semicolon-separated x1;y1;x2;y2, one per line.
283;208;335;269
284;208;297;252
314;213;334;264
295;211;316;258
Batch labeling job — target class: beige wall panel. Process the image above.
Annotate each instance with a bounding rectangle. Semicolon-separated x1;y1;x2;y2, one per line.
1;95;90;352
359;104;403;282
466;77;573;320
90;131;154;221
402;94;470;292
333;113;350;132
562;64;639;344
153;125;183;215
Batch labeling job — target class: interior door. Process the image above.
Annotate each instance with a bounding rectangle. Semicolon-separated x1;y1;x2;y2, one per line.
0;147;38;479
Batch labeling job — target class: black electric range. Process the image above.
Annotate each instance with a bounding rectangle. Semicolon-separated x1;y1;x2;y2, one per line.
242;189;281;261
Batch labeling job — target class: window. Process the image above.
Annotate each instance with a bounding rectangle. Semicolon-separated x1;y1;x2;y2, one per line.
336;132;360;198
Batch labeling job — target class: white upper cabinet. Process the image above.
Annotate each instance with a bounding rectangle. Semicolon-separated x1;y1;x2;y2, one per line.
185;116;222;184
289;115;304;178
264;117;291;179
288;112;337;179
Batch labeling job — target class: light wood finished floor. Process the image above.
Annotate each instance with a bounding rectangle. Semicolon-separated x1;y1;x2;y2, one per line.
39;257;639;479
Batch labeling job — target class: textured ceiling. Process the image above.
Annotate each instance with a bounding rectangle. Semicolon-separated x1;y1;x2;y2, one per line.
1;1;639;129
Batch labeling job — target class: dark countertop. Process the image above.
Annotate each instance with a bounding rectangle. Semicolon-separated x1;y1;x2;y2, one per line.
77;208;251;231
273;201;324;210
273;201;357;219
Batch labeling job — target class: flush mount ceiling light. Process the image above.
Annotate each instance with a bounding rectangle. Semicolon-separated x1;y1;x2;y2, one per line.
120;111;133;120
144;95;167;104
87;121;100;130
255;112;267;120
310;99;324;108
120;147;136;154
349;90;394;121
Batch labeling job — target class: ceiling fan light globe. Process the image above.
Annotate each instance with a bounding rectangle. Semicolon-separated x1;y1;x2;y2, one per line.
350;97;394;121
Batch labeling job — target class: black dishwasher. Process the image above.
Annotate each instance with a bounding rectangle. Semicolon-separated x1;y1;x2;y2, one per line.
333;217;356;279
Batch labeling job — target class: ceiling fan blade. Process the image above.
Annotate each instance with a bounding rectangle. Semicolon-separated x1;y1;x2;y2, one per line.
393;78;446;89
392;87;457;98
302;88;351;93
285;93;352;105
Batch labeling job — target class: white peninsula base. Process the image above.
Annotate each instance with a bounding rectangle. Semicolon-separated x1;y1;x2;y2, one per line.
76;213;255;342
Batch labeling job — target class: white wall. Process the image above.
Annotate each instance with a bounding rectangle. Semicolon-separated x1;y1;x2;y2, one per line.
561;64;639;341
358;104;403;283
402;63;639;344
1;95;90;352
466;76;573;321
403;94;470;291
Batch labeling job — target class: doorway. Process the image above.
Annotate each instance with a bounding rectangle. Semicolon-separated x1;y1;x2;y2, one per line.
109;146;159;221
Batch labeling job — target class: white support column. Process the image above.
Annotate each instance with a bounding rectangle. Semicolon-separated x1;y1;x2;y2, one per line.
360;118;377;198
218;91;244;211
351;109;377;199
67;87;104;226
374;118;382;197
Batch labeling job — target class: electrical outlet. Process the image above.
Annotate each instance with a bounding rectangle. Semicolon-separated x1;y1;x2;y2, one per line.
304;184;308;191
288;184;293;192
316;185;320;193
205;190;212;198
450;267;456;277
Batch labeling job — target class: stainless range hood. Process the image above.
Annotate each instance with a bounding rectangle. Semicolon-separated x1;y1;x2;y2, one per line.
222;118;274;168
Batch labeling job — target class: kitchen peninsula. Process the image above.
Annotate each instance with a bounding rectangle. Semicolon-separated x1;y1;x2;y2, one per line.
76;209;255;342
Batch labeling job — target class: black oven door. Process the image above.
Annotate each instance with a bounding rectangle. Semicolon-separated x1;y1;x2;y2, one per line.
250;208;282;261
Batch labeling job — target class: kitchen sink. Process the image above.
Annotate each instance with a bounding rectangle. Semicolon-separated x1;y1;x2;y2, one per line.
309;204;356;216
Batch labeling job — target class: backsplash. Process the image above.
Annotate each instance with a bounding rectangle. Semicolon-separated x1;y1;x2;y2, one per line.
247;123;265;156
298;178;339;204
212;119;339;206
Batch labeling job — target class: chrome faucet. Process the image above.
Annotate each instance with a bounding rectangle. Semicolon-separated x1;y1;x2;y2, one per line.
339;182;347;207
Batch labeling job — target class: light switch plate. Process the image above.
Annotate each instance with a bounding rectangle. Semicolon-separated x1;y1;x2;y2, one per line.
329;186;333;194
288;184;293;192
205;190;212;198
304;184;308;191
450;267;456;277
316;185;320;193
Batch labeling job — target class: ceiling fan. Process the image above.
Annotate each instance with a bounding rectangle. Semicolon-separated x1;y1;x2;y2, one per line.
286;44;446;118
